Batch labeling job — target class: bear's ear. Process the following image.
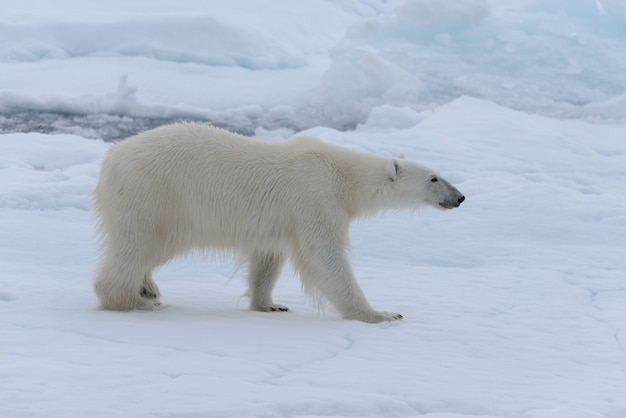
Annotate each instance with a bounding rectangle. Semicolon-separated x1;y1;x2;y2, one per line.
386;159;399;182
397;152;405;159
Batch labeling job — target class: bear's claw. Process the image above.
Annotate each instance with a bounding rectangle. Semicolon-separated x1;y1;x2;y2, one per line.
253;304;290;312
140;286;159;300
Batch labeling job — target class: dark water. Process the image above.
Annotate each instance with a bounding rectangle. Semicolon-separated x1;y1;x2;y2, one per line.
0;110;257;142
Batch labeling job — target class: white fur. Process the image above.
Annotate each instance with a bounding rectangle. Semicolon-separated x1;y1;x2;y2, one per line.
92;123;464;323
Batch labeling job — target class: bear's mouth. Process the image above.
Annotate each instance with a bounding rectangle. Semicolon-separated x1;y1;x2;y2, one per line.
439;195;465;209
439;201;456;209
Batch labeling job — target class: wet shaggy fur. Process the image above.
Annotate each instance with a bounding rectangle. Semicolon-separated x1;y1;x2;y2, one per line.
92;123;465;323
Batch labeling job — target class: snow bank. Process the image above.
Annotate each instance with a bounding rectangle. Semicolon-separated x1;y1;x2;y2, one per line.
310;0;626;127
0;132;106;209
0;17;306;69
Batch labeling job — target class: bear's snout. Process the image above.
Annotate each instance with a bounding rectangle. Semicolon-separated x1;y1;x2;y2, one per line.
439;194;465;209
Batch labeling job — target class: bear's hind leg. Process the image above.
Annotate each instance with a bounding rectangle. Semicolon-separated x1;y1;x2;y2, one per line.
140;272;161;300
247;251;288;312
94;245;162;311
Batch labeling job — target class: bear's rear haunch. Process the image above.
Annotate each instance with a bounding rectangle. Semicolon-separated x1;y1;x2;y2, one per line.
92;123;465;323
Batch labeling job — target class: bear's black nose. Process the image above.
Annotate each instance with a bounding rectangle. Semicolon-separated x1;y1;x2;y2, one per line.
458;195;465;204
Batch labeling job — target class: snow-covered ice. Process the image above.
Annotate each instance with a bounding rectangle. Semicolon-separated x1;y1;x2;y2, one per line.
1;1;625;418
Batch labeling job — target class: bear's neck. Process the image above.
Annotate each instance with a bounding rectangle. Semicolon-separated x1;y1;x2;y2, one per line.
338;153;393;220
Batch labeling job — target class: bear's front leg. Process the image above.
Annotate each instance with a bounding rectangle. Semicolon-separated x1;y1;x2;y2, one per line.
293;226;403;323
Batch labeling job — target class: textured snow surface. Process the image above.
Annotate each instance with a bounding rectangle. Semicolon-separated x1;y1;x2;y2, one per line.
1;1;626;417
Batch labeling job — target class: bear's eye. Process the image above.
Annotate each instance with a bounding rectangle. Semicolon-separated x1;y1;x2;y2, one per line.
430;176;438;183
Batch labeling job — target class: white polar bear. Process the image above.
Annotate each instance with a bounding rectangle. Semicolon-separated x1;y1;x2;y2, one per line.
92;123;464;323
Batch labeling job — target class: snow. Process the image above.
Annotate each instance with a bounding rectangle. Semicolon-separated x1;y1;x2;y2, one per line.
1;1;625;418
2;0;626;138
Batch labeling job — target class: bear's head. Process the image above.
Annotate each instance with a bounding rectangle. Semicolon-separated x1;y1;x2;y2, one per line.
386;159;465;211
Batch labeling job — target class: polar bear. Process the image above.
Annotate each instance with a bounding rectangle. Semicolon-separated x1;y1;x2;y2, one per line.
92;123;464;323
